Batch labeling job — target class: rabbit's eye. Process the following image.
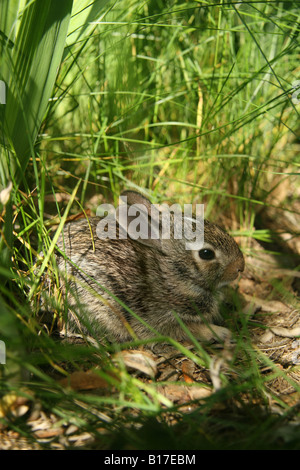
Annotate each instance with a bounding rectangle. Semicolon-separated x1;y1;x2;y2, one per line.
198;248;215;260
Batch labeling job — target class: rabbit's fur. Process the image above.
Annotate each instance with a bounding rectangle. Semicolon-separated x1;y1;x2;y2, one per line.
55;191;244;342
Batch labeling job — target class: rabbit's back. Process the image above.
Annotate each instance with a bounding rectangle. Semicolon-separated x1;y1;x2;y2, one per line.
56;217;154;340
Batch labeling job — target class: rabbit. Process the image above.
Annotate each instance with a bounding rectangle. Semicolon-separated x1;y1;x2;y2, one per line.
54;191;245;343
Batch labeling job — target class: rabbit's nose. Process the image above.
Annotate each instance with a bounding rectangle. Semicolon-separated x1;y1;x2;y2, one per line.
222;256;245;282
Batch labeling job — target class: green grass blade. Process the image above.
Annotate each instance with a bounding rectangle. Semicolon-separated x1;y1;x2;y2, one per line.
0;0;73;182
66;0;113;47
28;178;81;300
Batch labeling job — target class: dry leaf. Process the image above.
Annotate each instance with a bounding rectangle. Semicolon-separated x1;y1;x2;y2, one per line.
157;383;211;404
243;294;290;314
0;181;12;205
59;370;116;391
114;349;158;378
210;357;225;391
182;359;195;383
187;386;212;401
270;326;300;338
66;209;91;222
34;428;64;439
0;392;30;419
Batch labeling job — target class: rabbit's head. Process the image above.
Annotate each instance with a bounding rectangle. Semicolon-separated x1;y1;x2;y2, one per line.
115;191;244;294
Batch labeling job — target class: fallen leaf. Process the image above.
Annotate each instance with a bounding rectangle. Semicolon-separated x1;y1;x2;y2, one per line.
157;383;211;404
270;326;300;338
34;428;64;439
182;359;195;383
0;391;30;419
243;295;291;314
210;357;225;391
59;370;117;391
114;349;158;378
259;330;275;343
0;181;12;205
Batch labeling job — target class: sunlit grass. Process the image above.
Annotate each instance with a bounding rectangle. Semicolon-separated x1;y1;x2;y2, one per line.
0;0;299;449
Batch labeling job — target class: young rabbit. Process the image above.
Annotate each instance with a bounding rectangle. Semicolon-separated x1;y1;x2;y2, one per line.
55;191;244;343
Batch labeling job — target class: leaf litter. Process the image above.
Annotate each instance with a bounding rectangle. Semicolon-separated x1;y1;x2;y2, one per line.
1;207;300;449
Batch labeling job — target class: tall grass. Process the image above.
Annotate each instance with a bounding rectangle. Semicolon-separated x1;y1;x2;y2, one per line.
0;0;299;449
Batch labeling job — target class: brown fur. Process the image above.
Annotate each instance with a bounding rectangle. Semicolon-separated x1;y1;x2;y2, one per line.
55;192;244;342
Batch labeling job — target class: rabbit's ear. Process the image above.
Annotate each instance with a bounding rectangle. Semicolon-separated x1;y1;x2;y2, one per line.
117;192;162;249
120;190;152;210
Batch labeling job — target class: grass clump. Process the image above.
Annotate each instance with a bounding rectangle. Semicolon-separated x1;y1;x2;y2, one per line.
0;0;299;450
